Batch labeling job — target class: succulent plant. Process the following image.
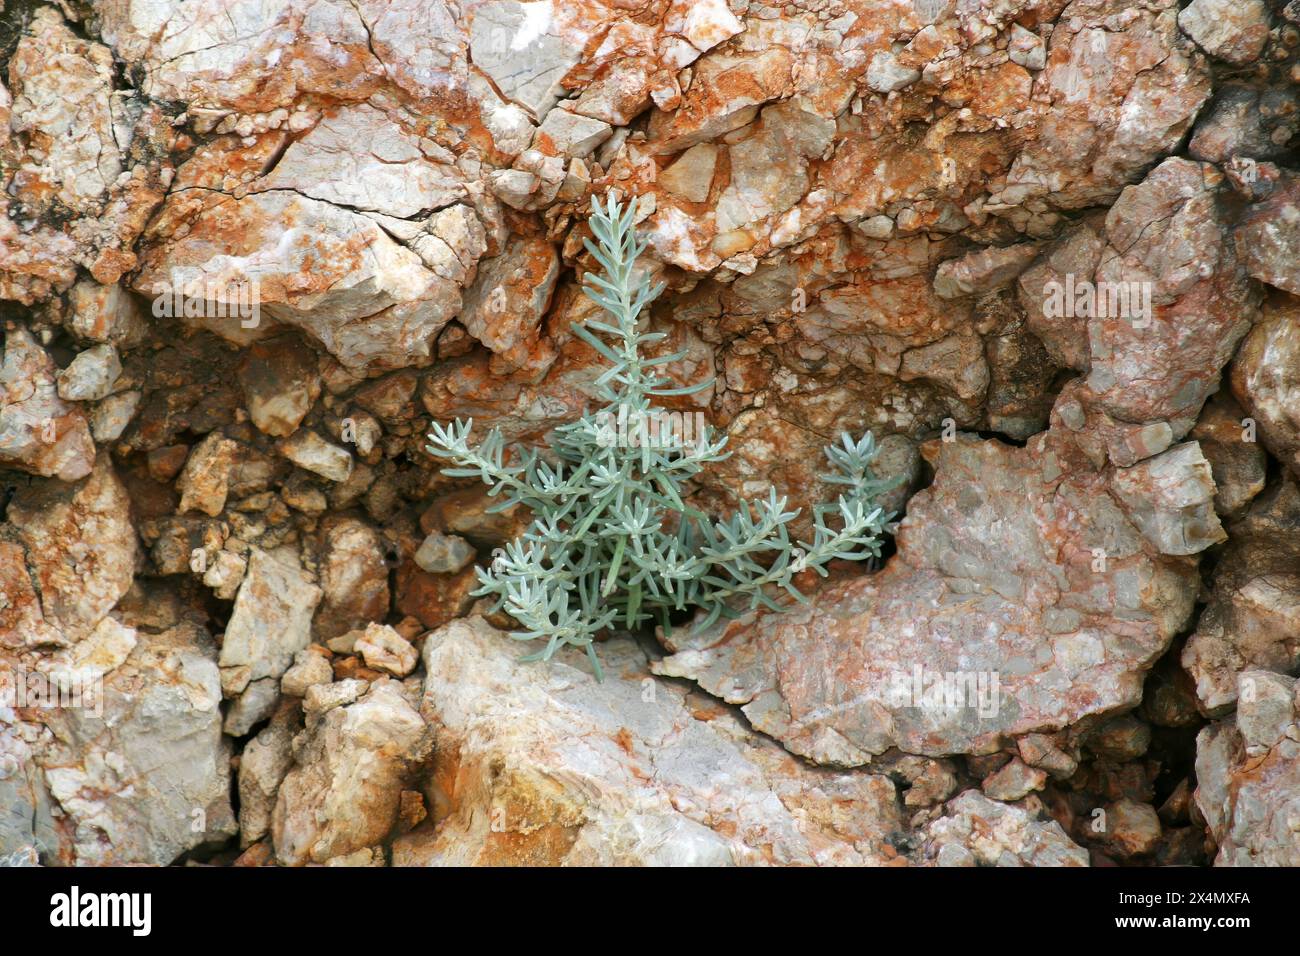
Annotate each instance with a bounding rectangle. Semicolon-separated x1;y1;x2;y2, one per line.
426;193;896;679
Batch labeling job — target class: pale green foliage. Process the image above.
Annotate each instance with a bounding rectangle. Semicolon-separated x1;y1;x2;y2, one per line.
426;193;896;679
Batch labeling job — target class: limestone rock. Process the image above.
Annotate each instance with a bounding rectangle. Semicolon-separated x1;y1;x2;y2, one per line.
354;623;418;678
1236;177;1300;295
655;434;1204;764
176;432;239;516
658;144;718;203
238;700;300;847
1107;443;1226;556
56;345;121;403
1178;0;1271;66
413;531;475;574
278;429;353;483
223;676;281;737
533;108;612;160
238;338;322;438
468;1;590;119
7;9;123;214
934;243;1041;300
1097;799;1163;860
272;678;430;865
923;791;1089;867
396;616;905;866
135;188;461;373
457;237;560;375
1183;477;1300;715
219;549;322;698
5;0;1300;872
280;647;334;698
1190;86;1300;164
1194;673;1300;866
1231;293;1300;478
260;103;466;219
981;759;1047;802
35;622;238;864
4;454;137;645
1190;390;1269;521
0;329;97;482
67;280;149;348
312;517;390;640
88;390;141;443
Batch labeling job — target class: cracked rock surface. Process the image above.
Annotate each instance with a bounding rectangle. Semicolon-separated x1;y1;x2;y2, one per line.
1;0;1298;868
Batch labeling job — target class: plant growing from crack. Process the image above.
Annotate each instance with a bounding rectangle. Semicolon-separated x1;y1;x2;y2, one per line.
426;193;896;680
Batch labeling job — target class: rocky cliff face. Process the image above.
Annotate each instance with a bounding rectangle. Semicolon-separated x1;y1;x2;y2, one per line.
1;0;1297;867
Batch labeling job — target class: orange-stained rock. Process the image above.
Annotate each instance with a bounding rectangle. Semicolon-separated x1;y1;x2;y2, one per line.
394;563;480;632
394;616;904;866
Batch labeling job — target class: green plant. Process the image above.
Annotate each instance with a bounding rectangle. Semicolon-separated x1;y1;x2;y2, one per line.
426;193;896;680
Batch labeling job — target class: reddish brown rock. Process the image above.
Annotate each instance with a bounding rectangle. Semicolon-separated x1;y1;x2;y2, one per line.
395;563;479;632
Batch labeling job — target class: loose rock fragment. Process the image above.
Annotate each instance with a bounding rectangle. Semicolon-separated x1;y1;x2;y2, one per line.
413;531;475;574
278;430;354;483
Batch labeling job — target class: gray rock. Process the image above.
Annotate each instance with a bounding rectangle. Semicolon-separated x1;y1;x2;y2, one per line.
934;242;1042;299
278;429;354;483
354;623;418;678
456;236;559;374
1183;477;1300;714
1008;24;1046;71
312;516;390;640
37;623;238;864
88;389;141;443
237;700;299;848
4;454;137;645
0;329;96;482
1097;799;1162;859
223;677;281;737
658;144;718;203
533;108;612;160
1195;685;1300;866
981;758;1047;801
1085;714;1152;761
468;1;588;118
655;434;1204;764
1190;390;1269;521
280;648;334;698
1190;87;1300;164
67;280;149;348
413;531;476;574
1231;292;1300;478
